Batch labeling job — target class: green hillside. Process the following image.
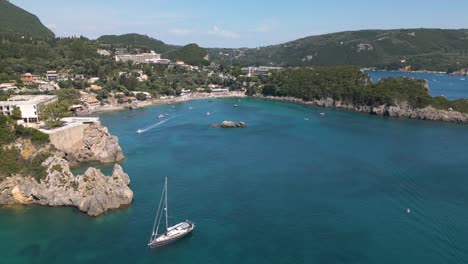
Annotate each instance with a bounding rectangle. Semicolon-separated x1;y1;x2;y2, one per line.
166;43;208;66
0;0;55;39
97;33;178;54
208;29;468;71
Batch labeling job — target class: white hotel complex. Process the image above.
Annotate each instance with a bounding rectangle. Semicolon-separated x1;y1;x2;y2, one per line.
0;95;58;123
115;50;162;63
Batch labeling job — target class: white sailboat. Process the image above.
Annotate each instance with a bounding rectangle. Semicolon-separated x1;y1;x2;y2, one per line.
148;177;195;248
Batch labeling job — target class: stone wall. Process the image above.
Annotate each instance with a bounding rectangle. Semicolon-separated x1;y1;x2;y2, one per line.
48;123;125;166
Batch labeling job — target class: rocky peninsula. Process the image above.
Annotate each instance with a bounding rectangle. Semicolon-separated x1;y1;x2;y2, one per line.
0;121;133;216
259;66;468;124
261;96;468;124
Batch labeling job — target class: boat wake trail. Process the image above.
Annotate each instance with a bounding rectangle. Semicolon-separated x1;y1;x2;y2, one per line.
137;116;176;134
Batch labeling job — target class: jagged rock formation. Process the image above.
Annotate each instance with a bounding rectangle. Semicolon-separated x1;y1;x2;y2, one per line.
0;156;133;216
212;121;247;128
261;96;468;124
49;123;125;166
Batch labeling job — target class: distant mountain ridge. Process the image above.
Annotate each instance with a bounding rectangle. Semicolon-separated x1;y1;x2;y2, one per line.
208;28;468;71
0;0;55;39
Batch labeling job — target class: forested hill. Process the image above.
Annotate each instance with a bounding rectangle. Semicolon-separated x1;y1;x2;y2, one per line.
208;28;468;72
97;34;179;54
0;0;55;39
97;34;209;66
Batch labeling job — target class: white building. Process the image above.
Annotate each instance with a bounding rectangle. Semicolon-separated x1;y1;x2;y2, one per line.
115;51;162;64
97;49;111;56
46;71;59;81
0;95;58;123
130;91;152;99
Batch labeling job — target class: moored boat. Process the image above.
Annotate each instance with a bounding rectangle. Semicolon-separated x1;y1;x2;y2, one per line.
148;177;195;248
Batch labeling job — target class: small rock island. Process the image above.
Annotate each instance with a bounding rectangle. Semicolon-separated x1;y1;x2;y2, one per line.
211;121;247;128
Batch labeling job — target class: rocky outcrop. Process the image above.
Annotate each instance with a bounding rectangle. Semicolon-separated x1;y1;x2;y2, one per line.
260;96;468;124
0;156;133;216
212;121;247;128
50;123;125;166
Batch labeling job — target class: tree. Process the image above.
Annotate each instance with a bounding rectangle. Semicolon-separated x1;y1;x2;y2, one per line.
11;106;22;120
135;92;147;101
38;101;71;128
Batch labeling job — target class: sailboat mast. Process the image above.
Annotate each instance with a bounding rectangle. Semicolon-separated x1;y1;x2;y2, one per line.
165;177;169;231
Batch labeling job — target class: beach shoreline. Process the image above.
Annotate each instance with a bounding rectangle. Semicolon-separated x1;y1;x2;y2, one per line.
80;91;247;116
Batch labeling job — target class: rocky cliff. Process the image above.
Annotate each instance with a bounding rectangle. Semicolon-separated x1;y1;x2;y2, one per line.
0;156;133;216
261;96;468;123
49;123;125;166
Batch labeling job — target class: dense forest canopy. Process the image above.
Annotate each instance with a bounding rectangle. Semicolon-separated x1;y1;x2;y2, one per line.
261;66;468;113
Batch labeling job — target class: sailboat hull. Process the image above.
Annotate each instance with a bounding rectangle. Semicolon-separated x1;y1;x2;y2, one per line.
148;221;195;248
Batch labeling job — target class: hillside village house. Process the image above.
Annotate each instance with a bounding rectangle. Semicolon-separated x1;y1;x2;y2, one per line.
130;91;152;99
0;95;58;123
88;85;103;92
84;97;101;109
46;71;58;81
0;83;19;92
20;73;41;84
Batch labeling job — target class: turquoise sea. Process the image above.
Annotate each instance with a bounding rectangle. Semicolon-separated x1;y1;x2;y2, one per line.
2;96;468;263
367;71;468;100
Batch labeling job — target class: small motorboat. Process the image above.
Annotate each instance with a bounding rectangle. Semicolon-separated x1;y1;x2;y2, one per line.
189;107;193;110
206;112;211;116
137;129;143;134
233;104;239;107
158;114;165;119
320;112;326;116
304;118;310;121
406;208;411;214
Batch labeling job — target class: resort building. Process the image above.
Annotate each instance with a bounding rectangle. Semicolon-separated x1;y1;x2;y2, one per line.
115;51;162;64
0;95;58;123
130;91;152;99
241;66;282;77
20;73;41;84
0;83;18;92
83;97;101;109
46;71;59;81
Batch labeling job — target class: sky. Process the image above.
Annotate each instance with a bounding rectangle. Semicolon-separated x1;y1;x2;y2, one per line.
11;0;468;48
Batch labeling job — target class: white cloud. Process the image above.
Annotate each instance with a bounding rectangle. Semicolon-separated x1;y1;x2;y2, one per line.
168;28;193;36
208;26;240;39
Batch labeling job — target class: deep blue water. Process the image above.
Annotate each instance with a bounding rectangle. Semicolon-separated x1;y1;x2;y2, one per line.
2;98;468;263
367;71;468;100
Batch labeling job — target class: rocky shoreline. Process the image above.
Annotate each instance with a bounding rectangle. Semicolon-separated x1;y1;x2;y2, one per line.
0;123;133;216
0;156;133;216
259;96;468;124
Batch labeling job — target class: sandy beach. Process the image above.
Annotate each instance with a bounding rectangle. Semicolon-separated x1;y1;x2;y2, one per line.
80;91;246;116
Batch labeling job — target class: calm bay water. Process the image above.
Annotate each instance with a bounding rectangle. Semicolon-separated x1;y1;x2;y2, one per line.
2;98;468;263
367;71;468;100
